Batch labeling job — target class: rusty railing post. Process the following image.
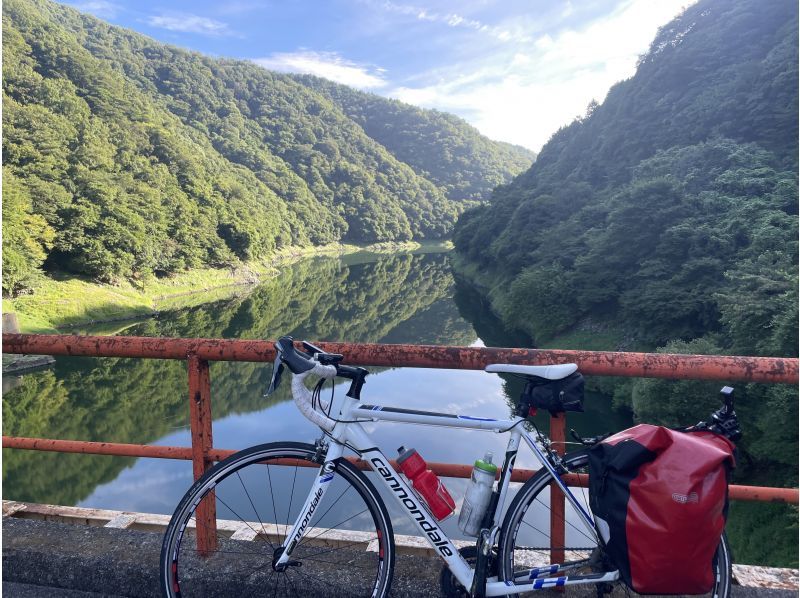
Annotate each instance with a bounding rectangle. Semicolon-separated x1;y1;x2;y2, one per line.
550;412;567;568
188;353;217;555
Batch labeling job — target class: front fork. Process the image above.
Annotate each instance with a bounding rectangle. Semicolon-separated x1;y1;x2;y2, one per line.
274;440;343;568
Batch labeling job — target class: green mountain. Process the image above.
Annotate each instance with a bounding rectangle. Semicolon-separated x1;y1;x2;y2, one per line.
452;1;798;566
292;75;535;203
1;0;533;293
454;0;798;357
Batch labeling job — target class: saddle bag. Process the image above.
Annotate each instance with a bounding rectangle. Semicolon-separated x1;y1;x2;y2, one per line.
587;424;735;594
524;372;585;415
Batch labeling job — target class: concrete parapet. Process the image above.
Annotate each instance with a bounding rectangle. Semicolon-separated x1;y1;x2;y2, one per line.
2;506;798;597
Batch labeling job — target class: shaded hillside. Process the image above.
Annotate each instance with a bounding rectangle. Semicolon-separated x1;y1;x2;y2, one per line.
454;0;798;355
2;0;531;293
452;1;799;560
294;74;535;203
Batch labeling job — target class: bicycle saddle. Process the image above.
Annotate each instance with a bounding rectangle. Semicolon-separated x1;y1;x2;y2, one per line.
485;363;578;380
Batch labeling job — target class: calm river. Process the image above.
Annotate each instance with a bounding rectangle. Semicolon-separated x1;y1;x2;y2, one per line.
2;250;629;529
4;249;788;564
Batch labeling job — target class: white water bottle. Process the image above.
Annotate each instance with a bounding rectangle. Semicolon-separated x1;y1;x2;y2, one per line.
458;452;497;537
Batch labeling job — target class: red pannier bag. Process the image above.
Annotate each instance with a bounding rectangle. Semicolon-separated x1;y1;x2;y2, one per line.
588;424;735;594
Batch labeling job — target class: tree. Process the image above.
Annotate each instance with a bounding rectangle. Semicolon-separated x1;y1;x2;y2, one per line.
2;168;55;295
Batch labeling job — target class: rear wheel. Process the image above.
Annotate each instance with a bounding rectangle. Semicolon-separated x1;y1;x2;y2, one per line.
160;441;395;597
497;452;732;598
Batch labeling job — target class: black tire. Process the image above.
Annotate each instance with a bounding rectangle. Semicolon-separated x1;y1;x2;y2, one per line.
714;534;734;598
497;452;732;598
160;442;395;597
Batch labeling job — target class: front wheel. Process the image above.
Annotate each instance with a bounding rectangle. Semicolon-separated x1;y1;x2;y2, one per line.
160;441;395;597
497;452;732;598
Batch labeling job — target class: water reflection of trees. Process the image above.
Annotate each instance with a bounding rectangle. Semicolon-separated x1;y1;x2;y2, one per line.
451;275;533;350
3;253;475;505
452;267;798;568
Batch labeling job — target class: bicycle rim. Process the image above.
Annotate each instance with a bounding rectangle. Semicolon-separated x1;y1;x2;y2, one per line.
498;452;732;598
499;452;600;590
160;442;394;597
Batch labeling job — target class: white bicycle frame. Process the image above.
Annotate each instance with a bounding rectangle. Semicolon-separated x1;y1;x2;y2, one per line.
275;364;620;596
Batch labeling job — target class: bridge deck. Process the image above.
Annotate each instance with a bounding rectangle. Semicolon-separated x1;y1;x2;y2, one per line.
2;501;797;597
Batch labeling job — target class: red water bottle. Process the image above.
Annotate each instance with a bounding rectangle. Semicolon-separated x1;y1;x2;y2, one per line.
396;446;456;520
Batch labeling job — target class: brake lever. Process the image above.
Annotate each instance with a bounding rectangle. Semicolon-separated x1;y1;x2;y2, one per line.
264;359;284;397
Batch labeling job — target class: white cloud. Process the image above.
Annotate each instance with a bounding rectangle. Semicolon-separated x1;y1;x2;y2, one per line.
388;0;697;150
146;12;233;36
67;0;120;19
254;51;388;89
373;0;528;43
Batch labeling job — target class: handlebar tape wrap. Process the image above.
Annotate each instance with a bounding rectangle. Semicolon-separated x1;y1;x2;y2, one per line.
291;363;338;431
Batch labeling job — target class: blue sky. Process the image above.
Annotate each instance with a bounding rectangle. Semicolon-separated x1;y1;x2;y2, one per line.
63;0;696;151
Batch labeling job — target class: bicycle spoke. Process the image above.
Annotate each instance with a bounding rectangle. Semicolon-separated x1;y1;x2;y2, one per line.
295;484;353;549
213;493;270;542
187;505;376;561
187;491;279;550
265;569;277;585
187;518;271;558
502;454;607;590
237;470;274;549
520;518;549;541
284;570;300;595
285;466;298;540
183;546;271;558
266;463;279;533
164;446;390;597
308;483;351;530
184;516;273;557
300;557;379;569
517;520;596;552
297;507;370;551
579;485;592;524
533;493;597;545
298;534;374;561
286;567;329;593
574;477;595;540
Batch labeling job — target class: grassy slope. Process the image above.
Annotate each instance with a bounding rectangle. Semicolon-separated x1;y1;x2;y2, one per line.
4;242;443;333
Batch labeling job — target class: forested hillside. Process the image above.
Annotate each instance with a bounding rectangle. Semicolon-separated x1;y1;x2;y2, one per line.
454;0;798;356
294;75;535;203
453;0;799;532
1;0;532;294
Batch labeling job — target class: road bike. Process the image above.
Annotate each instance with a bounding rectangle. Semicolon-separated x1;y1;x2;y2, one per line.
160;336;738;597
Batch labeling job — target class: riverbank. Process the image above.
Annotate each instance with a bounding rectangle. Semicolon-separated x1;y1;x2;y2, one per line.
3;241;446;333
449;253;643;352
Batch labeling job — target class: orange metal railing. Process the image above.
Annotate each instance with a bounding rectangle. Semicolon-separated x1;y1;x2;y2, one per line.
3;333;799;559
